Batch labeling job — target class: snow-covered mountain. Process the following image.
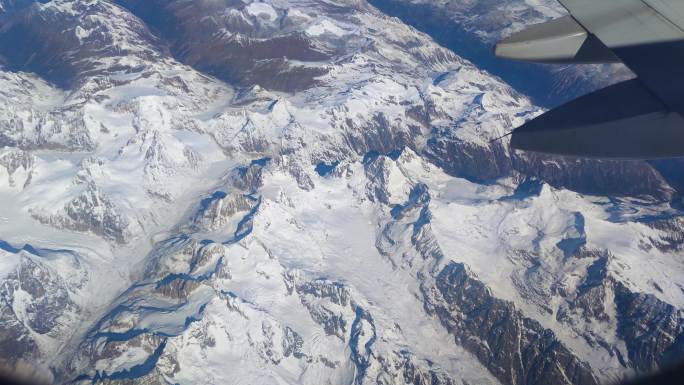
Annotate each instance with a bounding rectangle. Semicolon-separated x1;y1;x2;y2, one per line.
0;1;683;384
366;0;635;107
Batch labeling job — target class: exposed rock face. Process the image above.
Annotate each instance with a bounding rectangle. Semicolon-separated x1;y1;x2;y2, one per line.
614;283;684;372
0;0;163;88
0;249;83;379
513;155;675;201
554;250;684;374
645;217;684;253
378;179;601;385
293;278;352;339
0;148;34;187
192;191;256;232
0;71;90;152
1;1;684;385
112;0;333;92
560;255;612;324
424;123;674;200
426;134;513;183
378;352;458;385
425;262;598;385
31;184;132;244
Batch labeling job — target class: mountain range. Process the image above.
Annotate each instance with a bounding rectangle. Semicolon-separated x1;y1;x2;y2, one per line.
0;1;683;384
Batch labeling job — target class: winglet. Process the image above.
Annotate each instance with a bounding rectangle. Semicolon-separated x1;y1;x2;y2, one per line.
494;16;619;64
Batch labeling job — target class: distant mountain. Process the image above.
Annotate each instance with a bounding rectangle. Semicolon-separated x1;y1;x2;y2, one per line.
366;0;634;107
0;1;682;385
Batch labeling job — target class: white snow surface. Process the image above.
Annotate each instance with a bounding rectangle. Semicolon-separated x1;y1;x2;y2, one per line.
305;19;353;36
245;1;279;21
0;1;682;384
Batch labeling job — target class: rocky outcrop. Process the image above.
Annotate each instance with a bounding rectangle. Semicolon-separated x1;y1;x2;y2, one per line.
192;192;256;232
426;134;512;183
0;0;163;88
424;262;599;385
557;250;684;373
291;277;351;340
560;254;612;324
614;283;684;372
0;253;80;374
513;154;674;201
31;184;131;243
113;0;331;92
645;217;684;253
0;104;95;152
422;129;674;199
377;177;600;385
0;148;34;187
375;352;458;385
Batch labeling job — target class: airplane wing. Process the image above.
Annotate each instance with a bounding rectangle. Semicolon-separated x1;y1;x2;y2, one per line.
495;0;684;159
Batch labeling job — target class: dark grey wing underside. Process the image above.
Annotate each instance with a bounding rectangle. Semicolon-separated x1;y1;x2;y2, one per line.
496;0;684;159
513;79;684;159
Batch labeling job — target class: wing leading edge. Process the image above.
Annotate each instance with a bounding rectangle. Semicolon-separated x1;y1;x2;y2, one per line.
496;0;684;159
